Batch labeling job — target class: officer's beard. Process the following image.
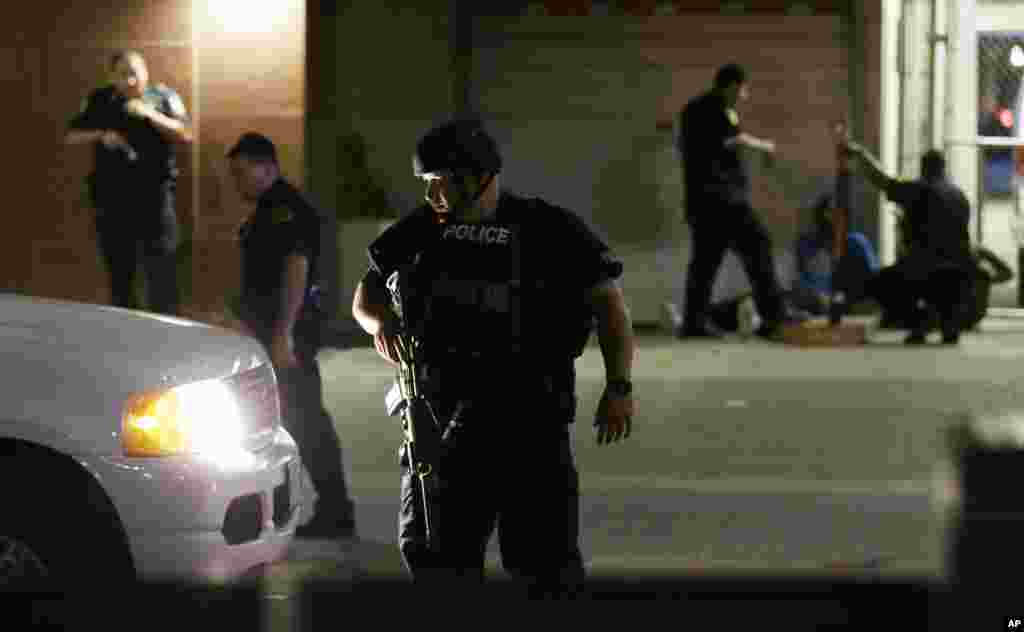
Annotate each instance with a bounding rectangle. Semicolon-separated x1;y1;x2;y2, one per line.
446;173;495;223
448;199;486;223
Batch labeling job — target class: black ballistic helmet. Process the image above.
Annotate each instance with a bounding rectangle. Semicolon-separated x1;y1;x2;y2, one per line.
227;132;278;163
413;119;503;178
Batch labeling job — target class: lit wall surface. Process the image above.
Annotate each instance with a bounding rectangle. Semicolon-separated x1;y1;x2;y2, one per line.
2;0;305;313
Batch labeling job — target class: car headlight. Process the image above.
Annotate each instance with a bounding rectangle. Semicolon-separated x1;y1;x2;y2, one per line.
122;378;246;459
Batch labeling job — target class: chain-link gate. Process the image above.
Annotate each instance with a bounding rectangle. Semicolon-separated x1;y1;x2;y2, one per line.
979;33;1022;199
978;32;1024;306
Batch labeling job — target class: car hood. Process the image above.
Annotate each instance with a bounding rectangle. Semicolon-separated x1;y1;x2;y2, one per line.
0;295;270;454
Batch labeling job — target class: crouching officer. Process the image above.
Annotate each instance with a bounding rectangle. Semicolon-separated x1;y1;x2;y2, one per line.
227;132;356;539
352;119;637;598
842;142;974;344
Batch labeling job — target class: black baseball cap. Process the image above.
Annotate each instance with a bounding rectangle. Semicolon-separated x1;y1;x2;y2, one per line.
714;63;748;89
227;132;278;162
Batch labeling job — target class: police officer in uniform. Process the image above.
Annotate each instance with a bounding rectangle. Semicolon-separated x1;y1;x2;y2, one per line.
352;119;636;597
676;63;787;339
227;132;356;539
64;50;192;315
842;142;974;345
877;245;1012;334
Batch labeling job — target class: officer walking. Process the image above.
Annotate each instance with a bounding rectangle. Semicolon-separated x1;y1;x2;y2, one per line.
227;132;356;539
352;119;636;597
842;142;975;345
64;50;192;315
676;63;787;339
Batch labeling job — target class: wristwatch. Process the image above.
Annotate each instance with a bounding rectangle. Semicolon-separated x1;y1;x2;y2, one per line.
605;378;633;399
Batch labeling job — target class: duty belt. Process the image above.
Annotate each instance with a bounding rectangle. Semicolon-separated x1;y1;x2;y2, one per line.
306;283;325;312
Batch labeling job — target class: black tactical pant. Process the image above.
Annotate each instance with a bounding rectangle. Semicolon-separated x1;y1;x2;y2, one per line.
248;313;356;537
865;256;974;338
683;200;785;331
398;407;584;599
876;267;989;333
93;178;180;316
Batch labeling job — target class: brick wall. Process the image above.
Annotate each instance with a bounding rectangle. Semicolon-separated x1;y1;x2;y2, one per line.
469;9;877;321
1;1;305;318
5;2;883;326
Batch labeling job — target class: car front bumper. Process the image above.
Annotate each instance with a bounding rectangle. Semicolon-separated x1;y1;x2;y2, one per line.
82;426;305;584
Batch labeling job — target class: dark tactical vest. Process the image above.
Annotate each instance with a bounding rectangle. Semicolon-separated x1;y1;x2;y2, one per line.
415;217;523;363
399;199;592;420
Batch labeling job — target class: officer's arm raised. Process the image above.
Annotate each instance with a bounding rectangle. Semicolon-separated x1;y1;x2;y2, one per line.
845;141;896;194
727;132;776;154
138;106;194;144
66;94;105;145
64;129;106;145
124;92;194;144
65;103;123;147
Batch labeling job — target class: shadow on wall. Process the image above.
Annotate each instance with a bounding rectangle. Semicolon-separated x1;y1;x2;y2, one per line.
334;130;402;322
337;131;401;222
591;132;681;251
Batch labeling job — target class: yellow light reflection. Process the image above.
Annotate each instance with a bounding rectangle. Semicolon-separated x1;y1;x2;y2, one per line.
205;0;294;34
1012;45;1024;69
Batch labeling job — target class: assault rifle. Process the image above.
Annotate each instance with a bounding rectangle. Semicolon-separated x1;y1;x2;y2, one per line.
384;266;445;553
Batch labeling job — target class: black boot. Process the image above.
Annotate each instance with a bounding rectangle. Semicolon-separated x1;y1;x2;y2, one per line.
677;318;725;339
904;330;927;345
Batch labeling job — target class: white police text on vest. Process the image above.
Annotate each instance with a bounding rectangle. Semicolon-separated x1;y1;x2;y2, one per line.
442;223;514;245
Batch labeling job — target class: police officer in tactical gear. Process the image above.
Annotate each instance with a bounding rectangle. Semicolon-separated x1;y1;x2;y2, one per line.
842;142;975;345
64;50;192;315
228;132;356;539
352;119;637;597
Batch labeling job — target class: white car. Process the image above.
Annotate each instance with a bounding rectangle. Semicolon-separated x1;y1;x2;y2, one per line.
0;294;305;589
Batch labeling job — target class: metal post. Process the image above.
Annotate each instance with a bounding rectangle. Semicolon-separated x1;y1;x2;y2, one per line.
880;0;904;266
977;147;986;245
1018;236;1024;306
948;0;979;240
1015;144;1024;307
930;0;948;150
450;0;473;118
1013;143;1024;306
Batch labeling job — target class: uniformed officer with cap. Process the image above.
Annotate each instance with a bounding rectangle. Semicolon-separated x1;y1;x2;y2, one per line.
228;132;356;539
64;50;192;315
352;118;637;597
676;63;787;339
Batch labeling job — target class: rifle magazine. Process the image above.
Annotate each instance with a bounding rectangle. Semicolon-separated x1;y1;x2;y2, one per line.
385;380;405;416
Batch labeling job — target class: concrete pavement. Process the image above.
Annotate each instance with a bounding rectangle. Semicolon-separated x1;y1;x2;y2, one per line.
251;312;1024;614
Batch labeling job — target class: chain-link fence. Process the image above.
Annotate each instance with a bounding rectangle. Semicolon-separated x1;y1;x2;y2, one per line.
972;34;1024;306
979;32;1024;197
